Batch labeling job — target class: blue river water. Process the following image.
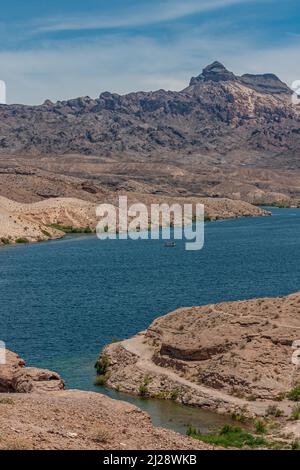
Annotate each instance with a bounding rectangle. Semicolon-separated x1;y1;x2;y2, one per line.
1;207;300;432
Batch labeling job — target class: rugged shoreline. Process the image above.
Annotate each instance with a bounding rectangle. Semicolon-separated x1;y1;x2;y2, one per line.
0;349;211;450
99;292;300;442
0;194;270;246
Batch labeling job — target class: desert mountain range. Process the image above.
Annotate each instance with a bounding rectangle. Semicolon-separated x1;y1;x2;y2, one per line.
0;62;300;205
0;61;297;158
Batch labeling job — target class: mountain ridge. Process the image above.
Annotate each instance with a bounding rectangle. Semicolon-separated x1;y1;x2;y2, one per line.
1;62;300;205
0;61;298;161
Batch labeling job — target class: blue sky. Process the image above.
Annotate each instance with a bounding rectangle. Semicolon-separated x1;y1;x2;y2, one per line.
0;0;299;104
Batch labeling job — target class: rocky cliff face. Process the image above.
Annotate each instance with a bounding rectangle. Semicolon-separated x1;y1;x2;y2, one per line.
0;62;299;163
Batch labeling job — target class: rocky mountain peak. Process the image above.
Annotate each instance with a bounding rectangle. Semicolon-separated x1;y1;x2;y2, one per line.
189;61;237;85
42;99;54;107
203;61;235;78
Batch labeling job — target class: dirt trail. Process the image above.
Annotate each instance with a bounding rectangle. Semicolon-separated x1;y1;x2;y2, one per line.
121;334;270;416
103;294;300;419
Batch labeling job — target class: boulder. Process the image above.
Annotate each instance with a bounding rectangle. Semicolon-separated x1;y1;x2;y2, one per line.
0;349;64;393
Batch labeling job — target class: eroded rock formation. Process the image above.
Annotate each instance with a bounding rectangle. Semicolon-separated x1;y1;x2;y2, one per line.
0;349;64;393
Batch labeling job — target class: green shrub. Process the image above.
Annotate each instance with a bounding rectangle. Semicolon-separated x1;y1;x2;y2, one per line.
94;356;110;376
49;224;93;234
255;420;267;434
288;385;300;402
187;425;268;449
48;223;66;232
138;383;148;397
170;390;179;401
138;376;152;397
94;375;107;387
41;229;51;238
92;426;111;444
15;238;29;244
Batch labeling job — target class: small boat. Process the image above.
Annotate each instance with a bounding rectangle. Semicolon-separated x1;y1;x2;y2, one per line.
164;241;176;248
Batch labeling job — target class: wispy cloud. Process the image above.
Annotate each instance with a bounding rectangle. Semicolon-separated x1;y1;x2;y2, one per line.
2;25;300;105
35;0;258;33
0;0;295;105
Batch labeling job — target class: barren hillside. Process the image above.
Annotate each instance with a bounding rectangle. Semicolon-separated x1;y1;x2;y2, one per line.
1;62;300;204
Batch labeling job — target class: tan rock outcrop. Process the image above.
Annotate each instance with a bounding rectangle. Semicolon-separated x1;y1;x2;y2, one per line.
102;292;300;415
0;349;64;393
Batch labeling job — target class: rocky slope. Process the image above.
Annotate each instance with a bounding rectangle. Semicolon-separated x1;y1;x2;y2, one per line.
101;292;300;416
1;62;300;204
0;196;97;244
0;62;298;161
1;153;299;207
0;390;212;450
0;350;210;450
0;158;109;203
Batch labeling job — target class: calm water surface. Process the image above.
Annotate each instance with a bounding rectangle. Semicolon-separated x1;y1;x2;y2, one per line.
1;207;300;433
